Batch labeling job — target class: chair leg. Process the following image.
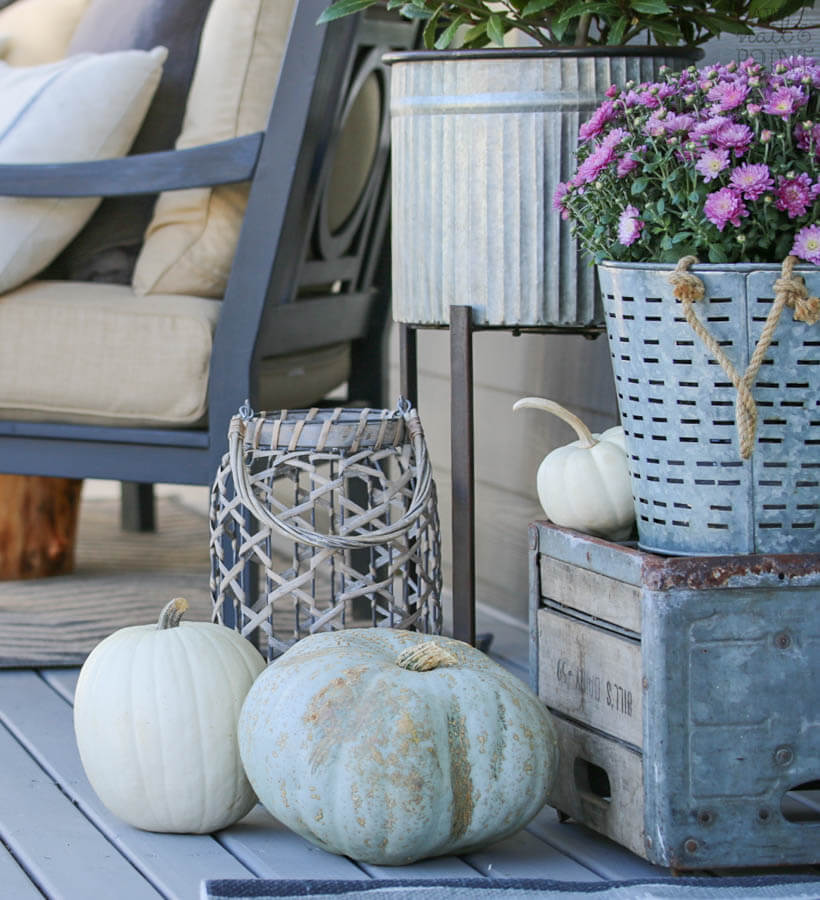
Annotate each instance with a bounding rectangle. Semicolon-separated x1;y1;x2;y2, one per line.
120;482;156;532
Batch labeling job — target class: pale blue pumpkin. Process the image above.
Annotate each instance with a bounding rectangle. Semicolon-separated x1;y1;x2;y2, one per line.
238;628;559;865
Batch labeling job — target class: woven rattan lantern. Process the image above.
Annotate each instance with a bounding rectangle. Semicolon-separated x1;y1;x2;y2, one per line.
210;402;442;659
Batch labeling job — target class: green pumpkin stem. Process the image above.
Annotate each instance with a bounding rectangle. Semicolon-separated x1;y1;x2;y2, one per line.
396;641;458;672
157;597;188;630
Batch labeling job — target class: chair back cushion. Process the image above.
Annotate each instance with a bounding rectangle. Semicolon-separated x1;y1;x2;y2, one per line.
49;0;212;284
132;0;295;298
0;47;165;296
0;0;90;66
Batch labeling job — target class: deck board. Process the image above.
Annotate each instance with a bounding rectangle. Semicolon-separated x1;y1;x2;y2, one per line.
0;840;50;900
526;806;664;880
0;720;162;900
361;855;483;880
216;807;368;880
0;671;255;900
1;663;814;898
0;666;616;897
464;828;601;881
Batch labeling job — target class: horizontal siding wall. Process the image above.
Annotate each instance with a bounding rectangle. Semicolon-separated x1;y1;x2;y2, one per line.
387;322;619;629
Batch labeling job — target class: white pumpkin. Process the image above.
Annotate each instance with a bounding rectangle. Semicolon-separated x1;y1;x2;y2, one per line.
239;628;559;865
74;597;265;833
513;396;635;541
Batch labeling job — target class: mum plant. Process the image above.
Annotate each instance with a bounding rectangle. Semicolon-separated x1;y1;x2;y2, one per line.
319;0;818;50
554;55;820;265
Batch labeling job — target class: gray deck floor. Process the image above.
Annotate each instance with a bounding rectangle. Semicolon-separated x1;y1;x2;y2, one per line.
0;661;677;900
0;486;816;899
4;663;820;900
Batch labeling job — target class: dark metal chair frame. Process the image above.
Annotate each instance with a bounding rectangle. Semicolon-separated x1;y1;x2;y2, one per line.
0;0;415;526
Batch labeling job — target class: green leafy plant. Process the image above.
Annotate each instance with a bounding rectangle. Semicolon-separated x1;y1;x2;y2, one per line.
319;0;818;50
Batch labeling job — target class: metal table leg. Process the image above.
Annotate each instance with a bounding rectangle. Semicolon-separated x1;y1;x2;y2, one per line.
449;306;476;646
398;312;476;646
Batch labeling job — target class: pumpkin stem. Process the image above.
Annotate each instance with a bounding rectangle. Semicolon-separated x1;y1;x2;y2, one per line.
396;641;458;671
513;397;597;449
157;597;188;630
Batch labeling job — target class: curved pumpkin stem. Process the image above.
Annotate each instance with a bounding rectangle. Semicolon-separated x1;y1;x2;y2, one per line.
157;597;188;630
513;397;597;449
396;641;458;671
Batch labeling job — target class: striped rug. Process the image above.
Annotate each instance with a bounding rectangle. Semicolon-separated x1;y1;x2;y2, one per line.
0;493;213;668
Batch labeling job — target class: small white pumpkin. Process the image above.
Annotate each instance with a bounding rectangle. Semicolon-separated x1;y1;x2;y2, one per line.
74;597;265;833
513;396;635;541
239;628;559;865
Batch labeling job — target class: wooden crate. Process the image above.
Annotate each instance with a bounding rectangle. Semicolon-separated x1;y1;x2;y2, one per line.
528;521;820;870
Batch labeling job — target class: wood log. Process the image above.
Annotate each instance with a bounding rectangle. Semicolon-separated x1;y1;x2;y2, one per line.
0;475;83;579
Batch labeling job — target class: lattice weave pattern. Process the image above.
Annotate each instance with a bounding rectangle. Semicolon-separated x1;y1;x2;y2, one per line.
210;406;442;659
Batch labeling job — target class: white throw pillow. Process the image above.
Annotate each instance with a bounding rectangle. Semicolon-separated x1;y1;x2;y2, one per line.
0;46;166;295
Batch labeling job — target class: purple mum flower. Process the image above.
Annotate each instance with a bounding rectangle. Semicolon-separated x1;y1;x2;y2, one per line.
695;148;730;183
704;188;748;231
617;154;639;177
774;56;820;89
621;89;643;109
688;115;731;143
714;122;754;157
637;91;661;109
579;100;616;142
775;173;813;217
763;85;807;118
552;182;570;220
791;223;820;263
645;113;667;137
794;121;820;154
664;113;695;134
617;205;643;246
602;127;629;149
707;79;749;111
573;143;617;186
729;163;774;200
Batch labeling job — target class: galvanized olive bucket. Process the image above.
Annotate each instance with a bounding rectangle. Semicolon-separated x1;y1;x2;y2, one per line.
599;259;820;556
385;47;698;329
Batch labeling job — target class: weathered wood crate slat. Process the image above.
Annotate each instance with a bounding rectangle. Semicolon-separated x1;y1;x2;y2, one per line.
529;521;820;871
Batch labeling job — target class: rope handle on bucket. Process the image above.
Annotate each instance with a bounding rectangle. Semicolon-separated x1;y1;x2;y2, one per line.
226;399;435;551
666;255;820;459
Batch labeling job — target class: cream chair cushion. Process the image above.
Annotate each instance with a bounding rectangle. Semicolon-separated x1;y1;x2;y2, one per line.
0;0;90;66
132;0;296;297
0;281;219;426
0;46;166;295
0;281;351;427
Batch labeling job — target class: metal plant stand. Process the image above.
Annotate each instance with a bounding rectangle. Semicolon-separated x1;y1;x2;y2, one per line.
399;305;603;647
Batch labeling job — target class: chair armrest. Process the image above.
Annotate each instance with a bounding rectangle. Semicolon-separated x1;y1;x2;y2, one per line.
0;133;263;197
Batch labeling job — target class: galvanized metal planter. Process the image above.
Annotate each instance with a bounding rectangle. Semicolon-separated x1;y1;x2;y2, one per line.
530;520;820;870
598;260;820;556
386;47;697;328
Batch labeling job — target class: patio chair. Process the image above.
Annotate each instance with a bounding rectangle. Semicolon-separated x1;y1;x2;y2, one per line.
0;0;416;534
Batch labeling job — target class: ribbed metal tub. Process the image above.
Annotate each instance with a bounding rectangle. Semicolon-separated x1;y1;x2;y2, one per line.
386;48;698;328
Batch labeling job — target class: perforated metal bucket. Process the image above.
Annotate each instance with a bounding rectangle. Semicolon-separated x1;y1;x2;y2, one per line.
598;261;820;556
